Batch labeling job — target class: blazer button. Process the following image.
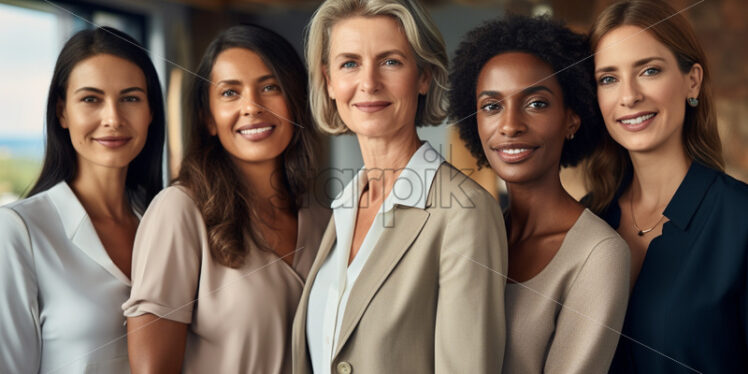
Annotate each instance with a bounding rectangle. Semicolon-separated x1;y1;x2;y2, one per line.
336;361;352;374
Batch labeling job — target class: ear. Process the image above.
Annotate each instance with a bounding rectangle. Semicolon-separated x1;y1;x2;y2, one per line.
566;109;581;137
686;62;703;99
417;68;432;95
57;99;68;129
322;65;335;100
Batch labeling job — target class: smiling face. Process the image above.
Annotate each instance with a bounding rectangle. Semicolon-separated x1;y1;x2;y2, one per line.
324;15;429;140
594;25;702;155
60;54;151;172
476;52;578;185
208;47;294;167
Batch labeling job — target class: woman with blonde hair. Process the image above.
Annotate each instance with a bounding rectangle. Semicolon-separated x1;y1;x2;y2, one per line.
585;0;748;371
292;0;508;373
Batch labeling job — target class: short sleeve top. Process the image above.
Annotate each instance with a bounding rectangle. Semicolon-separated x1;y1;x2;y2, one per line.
122;186;329;374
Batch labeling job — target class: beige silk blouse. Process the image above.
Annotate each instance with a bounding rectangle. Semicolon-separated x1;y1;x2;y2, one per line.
503;209;630;374
122;186;329;374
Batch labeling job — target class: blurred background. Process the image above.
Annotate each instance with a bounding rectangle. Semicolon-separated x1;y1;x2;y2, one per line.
0;0;745;206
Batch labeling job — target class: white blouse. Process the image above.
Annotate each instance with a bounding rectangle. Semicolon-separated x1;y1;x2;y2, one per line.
306;142;444;374
0;182;133;374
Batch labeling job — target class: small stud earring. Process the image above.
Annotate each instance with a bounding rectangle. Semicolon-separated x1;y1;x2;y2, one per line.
567;133;575;140
687;97;699;107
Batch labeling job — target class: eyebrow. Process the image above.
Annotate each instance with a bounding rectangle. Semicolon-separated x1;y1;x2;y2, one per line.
73;87;145;94
595;56;667;74
477;85;553;99
216;74;275;86
333;50;408;61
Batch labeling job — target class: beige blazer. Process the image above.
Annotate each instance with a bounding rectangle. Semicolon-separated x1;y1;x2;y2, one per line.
292;162;508;374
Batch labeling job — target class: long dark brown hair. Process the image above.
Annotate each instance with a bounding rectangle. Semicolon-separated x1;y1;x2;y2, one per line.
585;0;724;214
177;24;318;268
29;27;165;213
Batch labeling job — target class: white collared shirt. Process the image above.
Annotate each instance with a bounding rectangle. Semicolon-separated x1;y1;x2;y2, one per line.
0;182;134;373
306;141;445;373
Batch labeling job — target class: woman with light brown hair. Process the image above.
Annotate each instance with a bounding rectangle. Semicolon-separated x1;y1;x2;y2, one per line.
123;24;327;373
584;0;748;372
292;0;508;373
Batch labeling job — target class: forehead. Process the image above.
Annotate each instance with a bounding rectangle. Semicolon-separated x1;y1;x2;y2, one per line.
328;15;411;55
477;52;559;92
211;47;271;80
594;25;676;68
68;54;146;90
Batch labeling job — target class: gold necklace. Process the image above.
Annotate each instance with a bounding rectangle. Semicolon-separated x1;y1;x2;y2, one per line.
629;194;666;236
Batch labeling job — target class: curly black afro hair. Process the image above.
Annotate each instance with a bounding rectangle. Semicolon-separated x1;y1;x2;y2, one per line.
448;15;603;169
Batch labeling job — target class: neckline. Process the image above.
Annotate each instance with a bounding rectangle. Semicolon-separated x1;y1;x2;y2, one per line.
507;209;590;286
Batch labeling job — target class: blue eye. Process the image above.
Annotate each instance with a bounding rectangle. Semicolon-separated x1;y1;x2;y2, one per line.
528;100;548;109
341;61;357;69
383;59;401;66
642;67;660;76
598;75;616;85
221;89;238;97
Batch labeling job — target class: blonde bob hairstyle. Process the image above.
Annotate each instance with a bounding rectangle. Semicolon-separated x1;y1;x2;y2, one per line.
305;0;449;135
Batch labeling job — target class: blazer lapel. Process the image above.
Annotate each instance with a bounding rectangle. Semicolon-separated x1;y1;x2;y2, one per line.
332;205;430;358
293;214;337;372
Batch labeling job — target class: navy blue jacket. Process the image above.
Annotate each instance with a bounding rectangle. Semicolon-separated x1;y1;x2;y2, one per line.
602;162;748;373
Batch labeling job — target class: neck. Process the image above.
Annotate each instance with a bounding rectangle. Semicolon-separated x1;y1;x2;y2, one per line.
70;161;130;220
627;142;690;208
357;128;421;202
505;167;580;242
233;157;293;212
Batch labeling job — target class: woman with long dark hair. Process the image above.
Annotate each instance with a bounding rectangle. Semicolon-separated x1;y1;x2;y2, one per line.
0;27;164;373
123;24;326;373
586;0;748;371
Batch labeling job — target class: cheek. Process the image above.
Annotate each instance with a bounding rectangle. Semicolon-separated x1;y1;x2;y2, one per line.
210;103;238;130
597;87;618;117
476;117;495;146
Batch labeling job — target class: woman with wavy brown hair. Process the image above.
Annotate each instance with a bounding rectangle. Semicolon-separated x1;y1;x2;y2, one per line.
584;0;748;372
122;24;327;373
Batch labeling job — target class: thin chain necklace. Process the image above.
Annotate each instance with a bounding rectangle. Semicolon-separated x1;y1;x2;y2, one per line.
629;193;666;236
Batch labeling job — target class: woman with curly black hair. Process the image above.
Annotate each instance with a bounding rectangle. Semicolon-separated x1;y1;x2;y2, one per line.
450;16;630;373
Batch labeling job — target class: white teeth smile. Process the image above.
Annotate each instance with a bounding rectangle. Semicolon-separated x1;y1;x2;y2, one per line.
239;126;273;135
620;113;655;125
502;148;530;155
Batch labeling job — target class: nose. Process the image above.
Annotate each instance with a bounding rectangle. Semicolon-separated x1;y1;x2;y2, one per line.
498;104;526;137
101;99;123;128
620;78;643;107
360;64;381;94
241;90;264;117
